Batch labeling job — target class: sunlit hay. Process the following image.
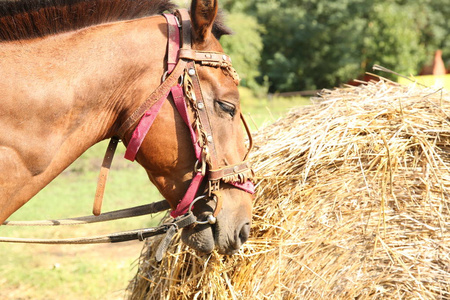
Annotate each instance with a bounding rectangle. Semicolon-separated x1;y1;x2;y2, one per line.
128;79;450;299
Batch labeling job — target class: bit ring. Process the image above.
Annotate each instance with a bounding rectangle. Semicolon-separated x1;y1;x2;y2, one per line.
188;195;217;225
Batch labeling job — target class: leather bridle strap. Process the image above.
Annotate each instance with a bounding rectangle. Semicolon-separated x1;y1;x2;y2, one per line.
93;137;119;215
92;13;186;215
184;60;219;170
116;60;187;140
94;9;254;218
209;162;253;181
179;49;233;64
122;13;182;162
0;211;195;245
4;200;170;226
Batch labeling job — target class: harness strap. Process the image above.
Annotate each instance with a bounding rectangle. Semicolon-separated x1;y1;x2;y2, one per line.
165;13;180;73
0;212;196;245
92;13;185;213
116;58;187;139
228;180;255;194
94;10;254;220
123;13;183;162
155;211;196;261
167;18;205;218
179;49;232;64
0;228;164;244
170;172;204;218
93;137;119;215
169;77;208;218
186;60;220;170
172;82;202;158
123;90;169;161
3;200;170;226
176;9;192;49
209;162;252;181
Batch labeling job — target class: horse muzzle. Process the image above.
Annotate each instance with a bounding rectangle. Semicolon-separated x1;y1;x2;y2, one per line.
181;188;252;255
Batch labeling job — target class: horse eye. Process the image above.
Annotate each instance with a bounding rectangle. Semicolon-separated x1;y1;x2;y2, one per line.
217;101;236;117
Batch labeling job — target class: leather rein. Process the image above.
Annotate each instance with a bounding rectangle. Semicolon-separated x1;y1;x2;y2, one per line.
1;10;254;258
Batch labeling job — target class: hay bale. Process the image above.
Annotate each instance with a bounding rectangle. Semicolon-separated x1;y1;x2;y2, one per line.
128;79;450;299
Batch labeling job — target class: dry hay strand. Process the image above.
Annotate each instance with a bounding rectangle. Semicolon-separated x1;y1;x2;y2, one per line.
128;79;450;299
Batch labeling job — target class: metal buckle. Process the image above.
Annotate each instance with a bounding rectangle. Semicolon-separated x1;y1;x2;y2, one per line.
175;15;181;28
208;180;220;197
162;71;169;81
162;71;184;86
194;159;206;176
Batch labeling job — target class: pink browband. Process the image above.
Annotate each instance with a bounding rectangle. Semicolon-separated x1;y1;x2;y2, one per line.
124;13;254;218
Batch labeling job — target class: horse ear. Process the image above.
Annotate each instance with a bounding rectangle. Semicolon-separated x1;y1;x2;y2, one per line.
190;0;218;42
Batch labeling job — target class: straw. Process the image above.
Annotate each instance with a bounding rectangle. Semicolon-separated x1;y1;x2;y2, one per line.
128;78;450;299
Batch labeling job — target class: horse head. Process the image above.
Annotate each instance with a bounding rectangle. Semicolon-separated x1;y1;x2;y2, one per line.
123;0;254;255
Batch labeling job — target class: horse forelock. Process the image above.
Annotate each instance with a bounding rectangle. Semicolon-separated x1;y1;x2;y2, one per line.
0;0;177;41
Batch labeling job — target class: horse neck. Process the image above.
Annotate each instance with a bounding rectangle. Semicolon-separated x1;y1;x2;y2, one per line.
0;16;168;221
64;16;169;143
46;16;166;160
38;16;167;159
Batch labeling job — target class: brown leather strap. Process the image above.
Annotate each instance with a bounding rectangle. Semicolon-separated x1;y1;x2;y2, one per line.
0;211;196;245
187;60;219;169
5;201;171;226
176;9;192;50
211;190;223;217
116;59;188;138
94;137;119;216
209;161;252;181
94;11;190;217
208;114;253;181
179;49;232;64
93;9;253;219
241;113;253;160
116;9;194;140
117;9;191;139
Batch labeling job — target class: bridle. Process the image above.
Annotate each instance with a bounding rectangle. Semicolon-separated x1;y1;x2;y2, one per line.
0;10;255;258
95;9;255;222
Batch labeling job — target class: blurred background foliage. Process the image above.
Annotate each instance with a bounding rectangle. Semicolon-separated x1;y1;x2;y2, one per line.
220;12;264;91
217;0;450;92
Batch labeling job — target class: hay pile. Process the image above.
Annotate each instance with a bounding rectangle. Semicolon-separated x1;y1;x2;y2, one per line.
128;79;450;299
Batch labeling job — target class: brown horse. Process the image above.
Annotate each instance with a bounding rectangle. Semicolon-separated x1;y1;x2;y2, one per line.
0;0;253;255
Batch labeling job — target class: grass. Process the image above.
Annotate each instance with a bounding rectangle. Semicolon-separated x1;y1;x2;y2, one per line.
0;143;165;300
0;88;309;300
1;245;139;299
240;87;311;132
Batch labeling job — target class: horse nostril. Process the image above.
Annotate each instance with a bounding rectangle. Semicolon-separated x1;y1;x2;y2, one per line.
220;221;252;255
238;222;251;245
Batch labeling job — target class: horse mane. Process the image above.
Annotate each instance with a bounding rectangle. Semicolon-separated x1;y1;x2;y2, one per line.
0;0;177;41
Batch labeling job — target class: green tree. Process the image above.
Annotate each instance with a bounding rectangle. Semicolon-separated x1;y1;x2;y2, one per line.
223;0;449;92
411;0;450;67
362;2;427;77
220;12;263;90
259;0;372;91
